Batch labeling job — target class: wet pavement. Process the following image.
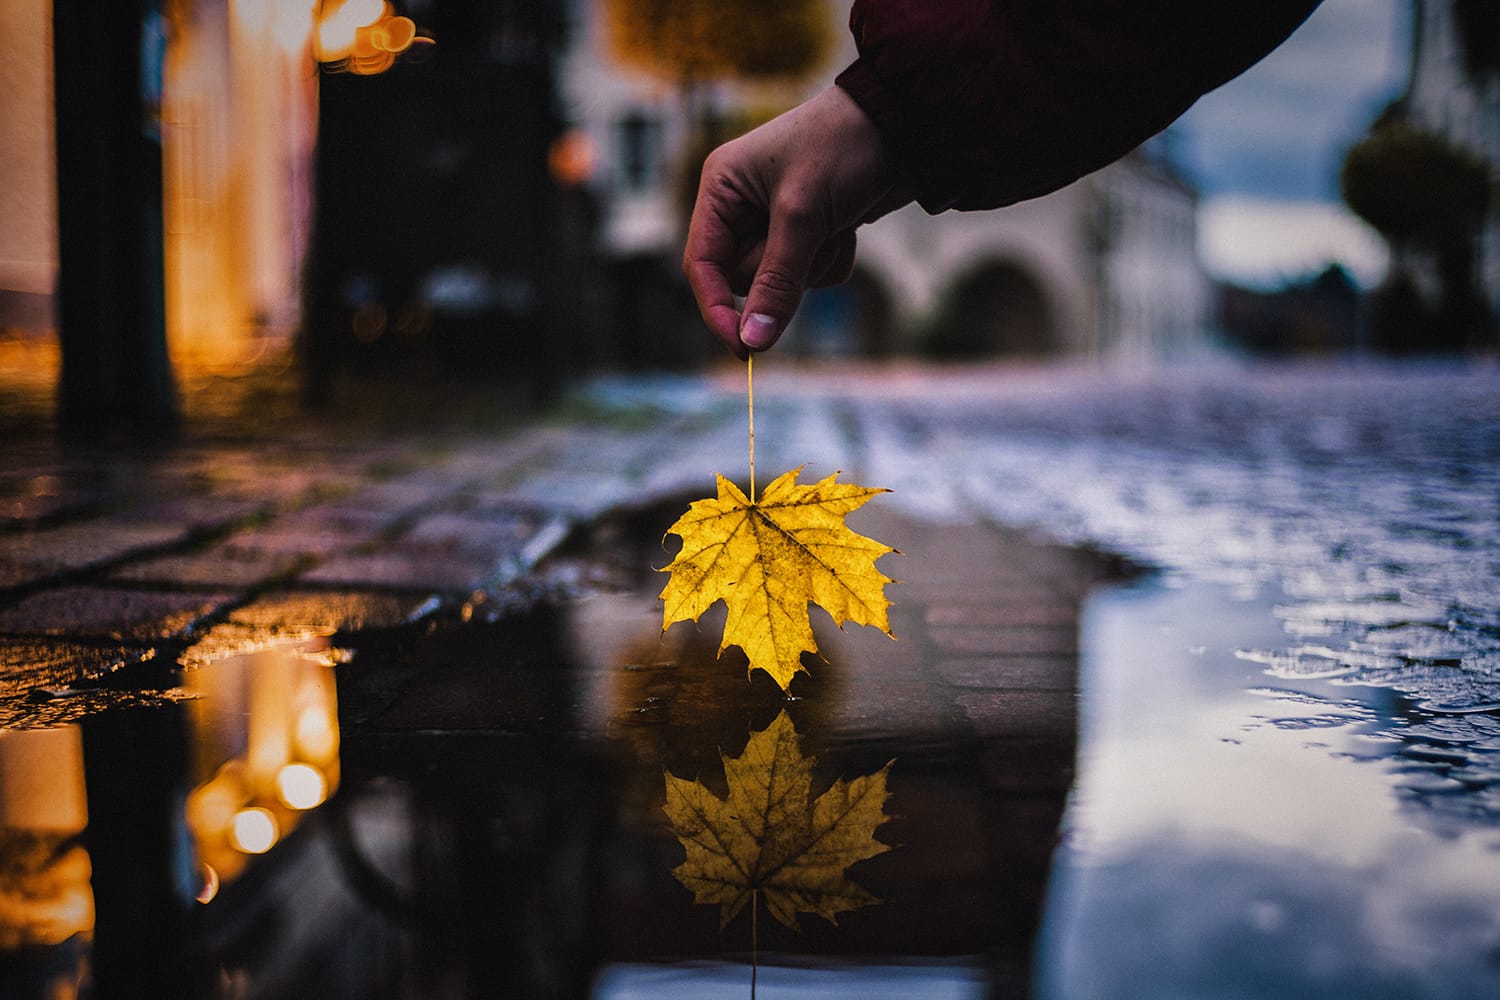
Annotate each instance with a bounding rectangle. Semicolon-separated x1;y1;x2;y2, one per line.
6;356;1497;998
0;360;1127;998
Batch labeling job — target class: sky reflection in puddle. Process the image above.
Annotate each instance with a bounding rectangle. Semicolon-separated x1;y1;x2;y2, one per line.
593;960;985;998
1038;577;1500;1000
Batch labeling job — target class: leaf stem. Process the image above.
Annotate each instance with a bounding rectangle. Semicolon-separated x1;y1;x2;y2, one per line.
747;354;756;504
751;887;759;1000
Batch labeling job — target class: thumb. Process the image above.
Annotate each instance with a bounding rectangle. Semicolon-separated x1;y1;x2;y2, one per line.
738;207;822;352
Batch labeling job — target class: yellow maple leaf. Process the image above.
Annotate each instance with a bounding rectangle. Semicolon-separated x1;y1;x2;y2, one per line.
658;467;897;691
664;710;894;931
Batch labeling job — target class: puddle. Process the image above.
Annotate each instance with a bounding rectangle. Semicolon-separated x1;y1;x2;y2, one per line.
0;637;344;997
1037;577;1500;1000
11;497;1495;997
1;502;1087;998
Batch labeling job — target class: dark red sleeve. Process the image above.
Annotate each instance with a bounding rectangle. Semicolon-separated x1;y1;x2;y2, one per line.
835;0;1324;212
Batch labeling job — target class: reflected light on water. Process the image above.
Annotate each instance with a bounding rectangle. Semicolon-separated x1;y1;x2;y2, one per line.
0;729;93;937
0;726;93;994
1038;577;1500;999
230;807;280;855
196;863;222;905
593;961;986;999
276;762;329;810
184;640;342;886
296;702;340;761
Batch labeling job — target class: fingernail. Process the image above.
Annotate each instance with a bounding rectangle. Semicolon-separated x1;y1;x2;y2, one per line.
741;313;779;350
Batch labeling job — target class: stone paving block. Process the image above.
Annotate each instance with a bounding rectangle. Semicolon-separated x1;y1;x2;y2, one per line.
300;550;503;591
302;504;572;593
109;540;306;589
177;591;439;669
335;478;456;516
933;655;1075;691
0;586;235;640
929;624;1078;657
401;510;543;556
924;601;1080;628
166;463;307;508
178;621;331;668
501;471;637;521
421;446;528;482
227;589;441;632
954;689;1077;741
0;471;108;525
216;505;394;559
0;520;191;584
112;493;269;531
0;636;150;695
373;463;485;494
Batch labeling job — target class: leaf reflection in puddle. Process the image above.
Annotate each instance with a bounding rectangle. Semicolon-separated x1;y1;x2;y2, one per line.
664;710;894;933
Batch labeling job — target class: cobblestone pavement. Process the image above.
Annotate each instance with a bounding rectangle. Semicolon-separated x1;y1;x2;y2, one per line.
1;360;1123;732
2;361;1129;992
9;355;1496;996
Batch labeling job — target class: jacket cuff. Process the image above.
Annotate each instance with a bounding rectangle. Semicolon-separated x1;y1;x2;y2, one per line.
836;59;960;214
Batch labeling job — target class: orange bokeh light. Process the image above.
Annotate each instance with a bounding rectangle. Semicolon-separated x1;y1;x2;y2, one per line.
317;0;420;75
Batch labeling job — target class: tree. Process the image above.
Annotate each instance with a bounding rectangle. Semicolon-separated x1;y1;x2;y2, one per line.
602;0;833;87
1341;113;1494;352
600;0;836;224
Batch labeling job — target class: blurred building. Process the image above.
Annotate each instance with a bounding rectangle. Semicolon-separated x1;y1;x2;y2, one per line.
5;0;1218;405
163;0;320;368
852;138;1207;361
557;0;1210;362
0;1;316;365
1402;0;1500;327
1218;264;1364;355
0;3;56;336
301;0;569;391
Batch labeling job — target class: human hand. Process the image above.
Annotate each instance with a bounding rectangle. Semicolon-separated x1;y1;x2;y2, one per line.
682;86;909;358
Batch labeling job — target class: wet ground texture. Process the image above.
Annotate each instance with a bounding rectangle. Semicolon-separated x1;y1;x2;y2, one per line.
0;364;1129;997
12;358;1495;998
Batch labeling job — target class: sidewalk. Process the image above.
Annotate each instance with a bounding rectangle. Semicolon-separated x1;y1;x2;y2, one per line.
2;363;1136;992
1;367;1116;727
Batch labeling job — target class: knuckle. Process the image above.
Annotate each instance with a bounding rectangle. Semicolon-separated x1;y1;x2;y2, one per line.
772;189;818;228
754;263;803;301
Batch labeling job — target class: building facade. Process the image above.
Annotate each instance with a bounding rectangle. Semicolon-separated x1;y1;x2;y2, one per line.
0;0;317;368
557;0;1210;362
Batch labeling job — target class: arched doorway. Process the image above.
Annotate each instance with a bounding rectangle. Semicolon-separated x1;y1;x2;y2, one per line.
786;265;898;358
921;260;1056;358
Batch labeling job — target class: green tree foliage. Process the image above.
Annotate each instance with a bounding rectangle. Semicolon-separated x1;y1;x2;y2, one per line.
1340;117;1491;252
1341;114;1495;352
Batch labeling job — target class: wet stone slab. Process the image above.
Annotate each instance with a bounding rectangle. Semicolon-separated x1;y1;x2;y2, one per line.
107;540;308;589
226;589;441;633
0;520;193;586
323;497;1127;981
0;585;235;641
929;624;1080;657
0;636;152;694
0;376;1149;995
933;655;1078;690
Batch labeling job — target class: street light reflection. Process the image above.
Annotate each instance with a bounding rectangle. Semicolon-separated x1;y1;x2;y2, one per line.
183;640;342;894
276;762;329;810
0;726;93;995
229;807;280;855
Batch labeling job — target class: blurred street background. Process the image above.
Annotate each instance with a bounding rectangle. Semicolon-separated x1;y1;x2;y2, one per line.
2;1;1498;998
